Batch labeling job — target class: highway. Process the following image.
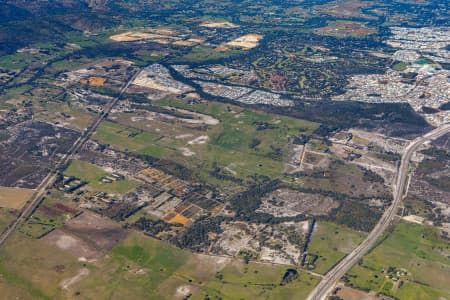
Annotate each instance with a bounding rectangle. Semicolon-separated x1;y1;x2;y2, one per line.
0;68;142;247
306;123;450;300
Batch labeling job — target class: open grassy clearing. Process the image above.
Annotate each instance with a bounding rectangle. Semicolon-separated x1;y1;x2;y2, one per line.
94;120;160;153
103;98;318;184
0;208;17;234
307;221;367;274
191;260;320;300
0;52;52;70
0;227;323;300
69;231;189;299
18;194;78;238
0;233;83;299
346;221;450;299
64;160;141;194
0;187;35;210
0;231;187;300
295;159;388;198
36;102;95;131
0;85;33;107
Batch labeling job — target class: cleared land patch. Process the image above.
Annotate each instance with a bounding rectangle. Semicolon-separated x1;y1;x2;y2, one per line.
110;30;175;42
0;187;34;210
0;228;322;299
42;229;101;261
225;34;264;50
0;233;85;299
258;188;339;217
63;211;128;251
200;21;239;28
307;221;367;274
144;97;319;183
315;21;377;38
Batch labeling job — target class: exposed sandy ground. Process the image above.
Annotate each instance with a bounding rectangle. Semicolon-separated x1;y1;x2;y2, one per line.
179;147;196;157
212;221;305;265
213;222;264;256
133;74;187;94
200;21;239;28
402;215;424;224
173;38;204;46
225;34;263;50
110;31;170;42
175;134;194;139
132;66;193;94
63;211;128;250
258;189;339;217
175;285;196;299
0;187;34;209
188;135;209;145
60;268;90;290
42;229;101;261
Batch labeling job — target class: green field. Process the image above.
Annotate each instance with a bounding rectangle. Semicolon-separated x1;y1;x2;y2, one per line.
307;221;367;274
94;121;160;153
191;260;320;300
392;61;408;71
0;52;49;70
152;98;318;182
0;231;188;300
94;98;318;185
71;232;190;299
346;221;450;299
36;102;95;131
18;193;77;238
0;230;322;300
64;160;140;194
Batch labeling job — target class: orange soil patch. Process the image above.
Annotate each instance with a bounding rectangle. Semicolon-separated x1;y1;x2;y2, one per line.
167;213;190;226
0;187;34;210
200;21;239;28
155;28;177;35
311;45;330;52
80;76;106;86
225;34;264;50
209;204;224;215
215;45;230;52
163;212;177;222
153;38;171;45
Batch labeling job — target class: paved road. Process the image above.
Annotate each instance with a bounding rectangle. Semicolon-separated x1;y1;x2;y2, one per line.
306;123;450;300
0;69;142;247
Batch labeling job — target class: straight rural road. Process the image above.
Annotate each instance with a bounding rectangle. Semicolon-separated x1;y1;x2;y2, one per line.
0;69;142;248
306;123;450;300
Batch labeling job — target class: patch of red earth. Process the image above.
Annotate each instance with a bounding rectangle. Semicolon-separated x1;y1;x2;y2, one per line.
53;203;77;214
63;211;128;250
